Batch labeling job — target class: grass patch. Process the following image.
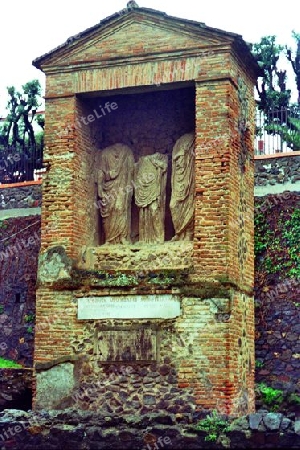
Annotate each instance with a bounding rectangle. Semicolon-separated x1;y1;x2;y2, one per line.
257;383;284;411
0;357;22;368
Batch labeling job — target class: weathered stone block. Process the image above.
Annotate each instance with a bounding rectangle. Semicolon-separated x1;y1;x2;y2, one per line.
35;363;75;409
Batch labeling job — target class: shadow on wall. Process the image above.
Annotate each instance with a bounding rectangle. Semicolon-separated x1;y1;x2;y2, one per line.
0;369;32;411
0;215;40;367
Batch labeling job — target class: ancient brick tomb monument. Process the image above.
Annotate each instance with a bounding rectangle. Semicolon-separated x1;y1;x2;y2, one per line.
33;6;259;415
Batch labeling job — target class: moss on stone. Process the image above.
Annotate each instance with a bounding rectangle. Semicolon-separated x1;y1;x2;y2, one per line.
51;267;192;289
180;282;231;299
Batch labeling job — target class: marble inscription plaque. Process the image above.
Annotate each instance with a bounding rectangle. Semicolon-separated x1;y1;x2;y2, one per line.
77;294;181;319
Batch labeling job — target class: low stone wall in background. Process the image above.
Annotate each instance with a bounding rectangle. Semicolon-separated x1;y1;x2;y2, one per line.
255;278;300;389
254;153;300;191
0;410;299;449
0;216;40;366
0;183;42;210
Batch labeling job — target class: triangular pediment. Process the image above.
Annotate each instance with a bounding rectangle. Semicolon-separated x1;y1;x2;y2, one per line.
34;9;237;70
54;21;230;67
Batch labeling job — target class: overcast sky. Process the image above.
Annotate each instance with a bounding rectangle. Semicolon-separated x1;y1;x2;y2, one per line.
0;0;299;115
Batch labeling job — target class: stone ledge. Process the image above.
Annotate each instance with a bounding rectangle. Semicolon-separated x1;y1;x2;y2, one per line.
254;151;300;160
80;241;193;272
0;207;41;220
0;180;42;189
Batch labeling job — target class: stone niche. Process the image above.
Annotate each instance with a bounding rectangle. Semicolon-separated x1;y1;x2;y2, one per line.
78;86;195;271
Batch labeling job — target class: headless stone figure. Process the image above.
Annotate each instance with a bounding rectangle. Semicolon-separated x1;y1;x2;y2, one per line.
97;143;134;244
170;133;195;241
134;152;168;243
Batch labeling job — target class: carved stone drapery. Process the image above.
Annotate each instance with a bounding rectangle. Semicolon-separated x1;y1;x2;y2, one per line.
170;133;195;241
134;152;168;243
96;143;134;244
96;137;195;244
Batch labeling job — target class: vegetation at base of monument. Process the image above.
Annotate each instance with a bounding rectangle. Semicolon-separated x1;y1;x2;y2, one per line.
24;313;35;334
288;393;300;405
251;33;300;150
255;383;300;413
255;359;264;368
255;201;300;280
24;314;35;327
194;410;229;442
255;385;300;414
0;357;22;368
256;383;284;412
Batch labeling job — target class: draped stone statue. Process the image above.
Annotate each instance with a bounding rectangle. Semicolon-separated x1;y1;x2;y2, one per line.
97;143;134;244
170;133;195;241
134;152;168;243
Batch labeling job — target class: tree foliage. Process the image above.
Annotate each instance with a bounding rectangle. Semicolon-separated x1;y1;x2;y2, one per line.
251;36;291;114
0;80;44;182
251;34;300;150
286;32;300;105
0;79;43;149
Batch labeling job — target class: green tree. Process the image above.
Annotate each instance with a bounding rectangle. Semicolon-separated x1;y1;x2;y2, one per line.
252;35;300;151
251;36;291;114
286;32;300;105
0;79;43;149
0;80;44;182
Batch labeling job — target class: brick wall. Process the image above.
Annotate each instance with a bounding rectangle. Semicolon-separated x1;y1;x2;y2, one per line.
40;97;77;255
